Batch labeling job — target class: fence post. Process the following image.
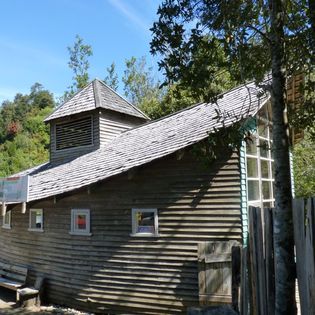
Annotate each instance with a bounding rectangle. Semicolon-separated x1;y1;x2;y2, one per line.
248;206;267;315
232;245;241;313
293;198;315;315
264;208;275;315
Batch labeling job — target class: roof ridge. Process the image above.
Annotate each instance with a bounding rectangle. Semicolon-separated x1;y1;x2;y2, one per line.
96;78;150;120
92;79;102;109
44;81;94;122
114;79;267;136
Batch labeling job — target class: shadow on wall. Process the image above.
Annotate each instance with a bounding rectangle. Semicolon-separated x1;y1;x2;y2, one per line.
0;146;242;314
73;148;242;314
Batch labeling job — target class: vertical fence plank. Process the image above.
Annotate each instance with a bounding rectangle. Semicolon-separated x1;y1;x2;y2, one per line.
293;198;315;315
198;242;206;305
248;207;267;315
240;246;249;315
264;208;275;315
232;245;241;313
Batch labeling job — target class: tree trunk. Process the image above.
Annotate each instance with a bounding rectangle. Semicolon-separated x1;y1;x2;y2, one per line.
269;0;296;314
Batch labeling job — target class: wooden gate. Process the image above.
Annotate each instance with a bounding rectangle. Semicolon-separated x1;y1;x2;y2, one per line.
198;240;240;305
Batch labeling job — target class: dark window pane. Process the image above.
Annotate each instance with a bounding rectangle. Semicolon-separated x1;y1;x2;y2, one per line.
248;180;260;201
258;119;268;138
136;212;155;234
76;215;87;230
262;181;271;200
246;137;257;155
259;139;269;158
261;160;269;178
247;157;258;178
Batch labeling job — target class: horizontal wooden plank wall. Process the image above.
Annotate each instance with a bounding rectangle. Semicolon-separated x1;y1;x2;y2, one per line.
0;148;242;314
99;110;145;146
50;111;100;164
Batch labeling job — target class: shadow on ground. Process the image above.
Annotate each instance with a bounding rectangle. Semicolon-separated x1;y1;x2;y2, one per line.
0;289;91;315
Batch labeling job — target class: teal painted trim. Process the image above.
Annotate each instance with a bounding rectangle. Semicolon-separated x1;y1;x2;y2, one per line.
239;142;248;245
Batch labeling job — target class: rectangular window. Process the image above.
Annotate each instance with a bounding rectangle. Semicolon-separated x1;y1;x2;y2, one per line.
55;116;93;150
131;209;158;236
29;209;44;232
70;209;91;236
246;101;275;209
2;210;11;229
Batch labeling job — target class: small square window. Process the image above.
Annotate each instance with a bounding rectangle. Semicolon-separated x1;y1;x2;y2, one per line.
29;209;44;232
2;210;11;229
131;209;158;236
70;209;91;236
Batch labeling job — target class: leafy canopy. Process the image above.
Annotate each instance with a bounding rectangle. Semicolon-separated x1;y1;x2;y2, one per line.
0;84;55;177
64;35;93;100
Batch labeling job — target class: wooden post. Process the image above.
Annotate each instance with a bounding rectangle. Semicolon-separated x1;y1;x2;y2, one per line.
232;245;241;313
1;202;6;216
21;202;26;214
198;242;206;305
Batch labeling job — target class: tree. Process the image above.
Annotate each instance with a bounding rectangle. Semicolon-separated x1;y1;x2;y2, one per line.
104;62;119;91
122;56;165;114
151;1;313;313
65;35;93;99
293;131;315;198
0;84;54;177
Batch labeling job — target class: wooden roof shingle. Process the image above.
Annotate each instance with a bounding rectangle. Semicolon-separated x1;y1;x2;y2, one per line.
45;79;148;122
18;81;268;202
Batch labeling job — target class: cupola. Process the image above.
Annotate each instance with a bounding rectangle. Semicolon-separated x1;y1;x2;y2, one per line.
45;79;149;164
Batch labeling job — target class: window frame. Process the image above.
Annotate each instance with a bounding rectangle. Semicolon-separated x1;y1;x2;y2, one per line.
131;208;159;237
70;209;92;236
28;209;44;232
2;210;11;229
245;102;275;209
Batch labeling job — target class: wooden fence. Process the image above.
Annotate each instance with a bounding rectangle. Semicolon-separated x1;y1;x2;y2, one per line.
235;198;315;315
293;198;315;314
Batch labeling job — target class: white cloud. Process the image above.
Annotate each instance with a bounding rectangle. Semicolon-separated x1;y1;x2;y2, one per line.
0;37;65;67
107;0;151;33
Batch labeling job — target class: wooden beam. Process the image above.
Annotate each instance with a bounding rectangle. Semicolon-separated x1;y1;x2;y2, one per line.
21;202;26;214
1;202;6;216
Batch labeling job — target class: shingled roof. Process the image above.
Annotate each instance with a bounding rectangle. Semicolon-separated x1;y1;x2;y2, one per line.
45;79;149;122
18;81;269;203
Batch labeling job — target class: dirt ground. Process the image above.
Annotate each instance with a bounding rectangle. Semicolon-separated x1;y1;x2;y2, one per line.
0;289;93;315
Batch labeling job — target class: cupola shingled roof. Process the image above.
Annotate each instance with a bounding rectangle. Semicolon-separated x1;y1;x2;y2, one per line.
44;79;149;122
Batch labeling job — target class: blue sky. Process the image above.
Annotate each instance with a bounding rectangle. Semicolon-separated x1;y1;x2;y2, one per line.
0;0;161;103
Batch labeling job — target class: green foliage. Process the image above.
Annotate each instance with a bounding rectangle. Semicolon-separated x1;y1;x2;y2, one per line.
104;62;119;91
151;1;312;86
288;73;315;140
143;84;198;120
293;132;315;198
122;56;165;109
64;35;93;100
0;84;54;177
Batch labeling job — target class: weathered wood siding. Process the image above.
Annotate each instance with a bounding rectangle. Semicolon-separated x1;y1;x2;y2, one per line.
50;111;100;164
0;148;242;314
99;110;145;146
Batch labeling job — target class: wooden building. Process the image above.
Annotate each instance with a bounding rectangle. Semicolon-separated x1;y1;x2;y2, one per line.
0;79;272;314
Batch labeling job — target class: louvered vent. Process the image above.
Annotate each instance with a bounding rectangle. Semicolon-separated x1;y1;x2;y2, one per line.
55;116;93;150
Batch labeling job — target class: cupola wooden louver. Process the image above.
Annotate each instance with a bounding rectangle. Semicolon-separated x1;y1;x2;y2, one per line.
55;116;93;150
